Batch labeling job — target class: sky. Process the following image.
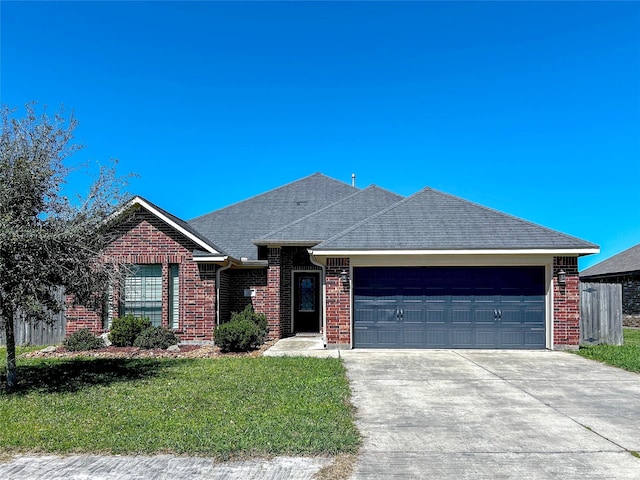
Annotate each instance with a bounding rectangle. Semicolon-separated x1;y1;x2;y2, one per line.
1;1;639;270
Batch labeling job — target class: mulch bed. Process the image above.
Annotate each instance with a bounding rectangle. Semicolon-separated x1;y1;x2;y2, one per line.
21;341;275;360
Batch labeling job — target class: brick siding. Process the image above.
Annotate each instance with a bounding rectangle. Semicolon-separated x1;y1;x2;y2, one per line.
325;258;351;347
553;256;580;348
66;208;217;342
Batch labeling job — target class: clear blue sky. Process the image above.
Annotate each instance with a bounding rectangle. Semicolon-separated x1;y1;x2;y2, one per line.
2;1;639;270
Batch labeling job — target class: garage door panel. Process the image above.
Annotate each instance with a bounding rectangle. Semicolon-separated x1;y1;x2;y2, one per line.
403;330;424;346
475;330;497;347
451;330;473;347
426;330;447;346
451;309;471;324
425;309;446;324
354;267;546;349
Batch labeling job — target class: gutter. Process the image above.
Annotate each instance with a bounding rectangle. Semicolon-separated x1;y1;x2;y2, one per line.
308;251;328;349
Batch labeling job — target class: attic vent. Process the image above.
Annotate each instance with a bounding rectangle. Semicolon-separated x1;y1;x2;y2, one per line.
296;200;309;206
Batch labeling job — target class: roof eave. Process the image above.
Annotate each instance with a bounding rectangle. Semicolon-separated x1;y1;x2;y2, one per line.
309;247;601;257
253;239;323;247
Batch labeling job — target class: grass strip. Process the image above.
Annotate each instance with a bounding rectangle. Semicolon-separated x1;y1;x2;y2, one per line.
574;328;640;373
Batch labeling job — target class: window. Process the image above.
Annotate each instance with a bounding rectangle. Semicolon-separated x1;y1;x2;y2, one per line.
102;284;114;330
122;264;163;326
169;264;179;329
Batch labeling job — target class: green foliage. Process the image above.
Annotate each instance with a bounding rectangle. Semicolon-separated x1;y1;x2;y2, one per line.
108;315;152;347
133;326;178;349
0;356;360;458
214;318;262;353
63;329;105;352
574;329;640;373
231;305;268;341
0;103;130;389
214;305;269;353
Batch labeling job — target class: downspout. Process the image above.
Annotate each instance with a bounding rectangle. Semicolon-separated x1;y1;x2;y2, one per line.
308;252;327;348
215;259;233;327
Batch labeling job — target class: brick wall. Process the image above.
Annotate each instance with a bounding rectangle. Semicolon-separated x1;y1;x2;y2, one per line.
66;208;217;342
227;268;268;323
553;256;580;348
325;257;351;347
265;247;282;340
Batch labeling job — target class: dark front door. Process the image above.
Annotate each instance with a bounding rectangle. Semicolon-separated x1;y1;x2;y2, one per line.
294;271;321;333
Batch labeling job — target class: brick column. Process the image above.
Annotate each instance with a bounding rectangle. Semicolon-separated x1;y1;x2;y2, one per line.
266;247;282;340
325;257;351;348
553;256;580;349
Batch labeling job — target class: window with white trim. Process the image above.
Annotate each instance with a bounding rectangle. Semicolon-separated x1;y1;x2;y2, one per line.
122;264;163;326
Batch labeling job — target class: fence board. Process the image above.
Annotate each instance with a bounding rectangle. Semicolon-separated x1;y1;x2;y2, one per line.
0;288;67;346
580;282;622;345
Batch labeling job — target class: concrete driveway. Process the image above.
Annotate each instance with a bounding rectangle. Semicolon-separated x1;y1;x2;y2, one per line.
342;349;640;479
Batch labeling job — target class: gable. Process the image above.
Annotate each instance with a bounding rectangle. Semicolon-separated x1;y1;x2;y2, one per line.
108;197;227;259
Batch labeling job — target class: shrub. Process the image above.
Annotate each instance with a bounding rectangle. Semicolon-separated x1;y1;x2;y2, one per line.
232;305;269;342
108;315;152;347
63;328;105;352
133;326;179;349
214;318;262;353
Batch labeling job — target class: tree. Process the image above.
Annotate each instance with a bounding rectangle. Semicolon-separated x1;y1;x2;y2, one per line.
0;103;129;391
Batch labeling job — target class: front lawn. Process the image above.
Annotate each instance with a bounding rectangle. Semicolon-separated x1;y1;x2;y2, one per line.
574;328;640;373
0;351;359;459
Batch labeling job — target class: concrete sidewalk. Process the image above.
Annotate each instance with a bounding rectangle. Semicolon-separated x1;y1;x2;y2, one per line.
343;349;640;479
0;455;333;480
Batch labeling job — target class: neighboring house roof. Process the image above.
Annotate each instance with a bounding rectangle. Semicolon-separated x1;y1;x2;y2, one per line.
581;243;640;278
113;196;228;258
311;187;599;254
254;185;403;246
188;173;358;260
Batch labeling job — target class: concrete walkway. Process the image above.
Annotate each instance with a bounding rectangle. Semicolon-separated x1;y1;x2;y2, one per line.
263;335;339;358
342;349;640;479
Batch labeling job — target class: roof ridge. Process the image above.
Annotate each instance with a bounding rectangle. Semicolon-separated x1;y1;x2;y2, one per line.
254;185;401;241
189;172;353;222
316;188;422;247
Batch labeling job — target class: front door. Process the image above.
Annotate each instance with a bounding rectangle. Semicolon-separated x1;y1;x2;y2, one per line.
293;271;321;333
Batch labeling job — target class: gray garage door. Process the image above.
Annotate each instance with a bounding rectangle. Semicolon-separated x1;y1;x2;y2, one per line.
353;266;546;349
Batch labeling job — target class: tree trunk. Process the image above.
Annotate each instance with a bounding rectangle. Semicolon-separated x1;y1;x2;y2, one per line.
5;311;18;391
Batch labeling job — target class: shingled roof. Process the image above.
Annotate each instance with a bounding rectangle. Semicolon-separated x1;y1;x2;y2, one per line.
188;173;357;260
254;185;403;246
581;243;640;278
312;187;598;252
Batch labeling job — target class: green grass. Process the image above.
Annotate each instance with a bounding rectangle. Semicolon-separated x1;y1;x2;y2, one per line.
0;351;359;459
574;328;640;373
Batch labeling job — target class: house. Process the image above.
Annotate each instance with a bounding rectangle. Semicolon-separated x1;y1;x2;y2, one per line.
67;173;599;350
580;243;640;317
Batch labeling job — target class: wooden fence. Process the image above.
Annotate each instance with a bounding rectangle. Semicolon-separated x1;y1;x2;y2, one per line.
0;288;67;346
580;282;622;345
